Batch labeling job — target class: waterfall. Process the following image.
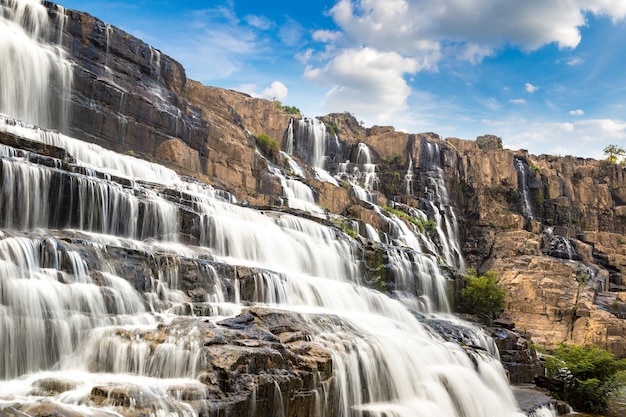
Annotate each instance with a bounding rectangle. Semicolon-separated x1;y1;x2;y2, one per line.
0;0;72;132
0;117;527;416
260;146;323;215
335;142;379;204
354;143;380;203
295;117;328;169
284;119;294;155
514;157;534;219
404;155;414;195
0;2;527;416
421;141;466;273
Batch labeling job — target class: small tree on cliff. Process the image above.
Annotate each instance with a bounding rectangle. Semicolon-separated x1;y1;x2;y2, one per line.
459;268;507;325
603;144;625;164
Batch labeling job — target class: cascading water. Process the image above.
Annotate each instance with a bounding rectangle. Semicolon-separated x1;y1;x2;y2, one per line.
266;156;324;216
0;2;528;416
0;0;72;132
295;117;327;169
420;140;466;273
404;155;414;195
0;118;526;416
335;142;380;204
514;157;534;219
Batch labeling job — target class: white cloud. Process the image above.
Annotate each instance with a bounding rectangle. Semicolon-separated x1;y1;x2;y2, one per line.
325;0;626;66
305;47;419;122
567;57;584;66
295;48;314;64
454;43;494;64
569;109;585;115
167;5;269;81
483;97;502;111
245;15;273;30
237;81;289;101
261;81;289;101
291;1;626;143
278;17;304;46
313;29;342;42
525;83;539;93
497;118;626;159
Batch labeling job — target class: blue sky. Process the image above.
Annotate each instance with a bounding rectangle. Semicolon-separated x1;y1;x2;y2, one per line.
58;0;626;160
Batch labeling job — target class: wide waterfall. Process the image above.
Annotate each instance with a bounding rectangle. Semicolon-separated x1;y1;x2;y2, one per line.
0;1;531;416
0;0;72;132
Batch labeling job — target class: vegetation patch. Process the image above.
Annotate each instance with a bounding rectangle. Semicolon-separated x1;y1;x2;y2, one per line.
255;133;280;161
543;343;626;413
458;268;507;325
326;120;340;136
604;144;625;164
382;205;436;233
274;101;301;115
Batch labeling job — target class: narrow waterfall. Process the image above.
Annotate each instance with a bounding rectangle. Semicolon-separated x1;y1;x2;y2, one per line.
404;155;414;195
0;2;528;416
420;140;466;273
514;157;534;219
284;119;294;155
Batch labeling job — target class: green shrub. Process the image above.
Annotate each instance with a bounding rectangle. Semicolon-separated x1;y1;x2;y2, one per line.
459;268;507;325
544;344;626;413
256;133;280;160
326;120;340;136
274;101;301;115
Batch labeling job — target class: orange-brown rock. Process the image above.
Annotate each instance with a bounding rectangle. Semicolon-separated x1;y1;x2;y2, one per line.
155;138;202;173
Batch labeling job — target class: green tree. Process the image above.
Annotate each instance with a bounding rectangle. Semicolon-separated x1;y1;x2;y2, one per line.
459;268;507;325
544;344;626;413
604;144;626;164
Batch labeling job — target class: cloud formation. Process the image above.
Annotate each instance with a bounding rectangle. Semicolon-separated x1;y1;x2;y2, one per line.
501;117;626;159
569;109;584;115
238;81;289;101
305;47;418;121
525;83;539;93
305;0;626;124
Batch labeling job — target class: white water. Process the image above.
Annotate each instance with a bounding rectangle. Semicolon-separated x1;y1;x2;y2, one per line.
268;162;324;216
0;2;526;416
528;404;557;417
295;117;328;169
0;117;527;416
0;0;72;132
405;155;414;195
515;157;534;219
422;141;466;272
